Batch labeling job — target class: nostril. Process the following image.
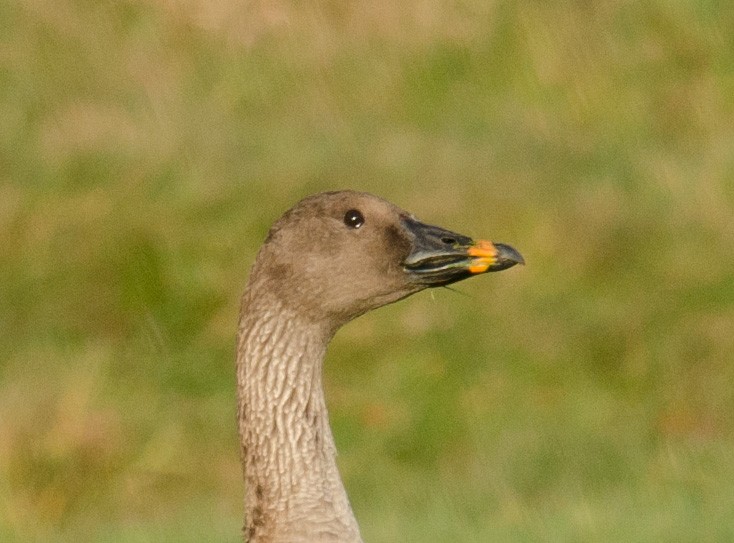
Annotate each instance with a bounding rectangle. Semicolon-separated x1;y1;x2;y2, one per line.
441;237;456;245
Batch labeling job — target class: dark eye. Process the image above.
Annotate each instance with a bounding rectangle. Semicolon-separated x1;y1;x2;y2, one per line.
344;209;365;229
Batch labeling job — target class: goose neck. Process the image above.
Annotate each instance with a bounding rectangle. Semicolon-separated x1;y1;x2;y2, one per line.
236;295;362;542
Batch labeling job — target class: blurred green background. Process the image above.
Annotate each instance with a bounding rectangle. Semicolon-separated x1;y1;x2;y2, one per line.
2;1;734;541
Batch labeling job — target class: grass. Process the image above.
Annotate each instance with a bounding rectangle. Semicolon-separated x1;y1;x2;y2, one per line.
2;0;734;541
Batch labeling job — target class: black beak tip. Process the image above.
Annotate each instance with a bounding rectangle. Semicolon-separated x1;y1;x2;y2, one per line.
494;243;525;268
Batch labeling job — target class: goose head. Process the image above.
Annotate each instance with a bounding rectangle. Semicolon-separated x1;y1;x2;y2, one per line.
250;190;523;331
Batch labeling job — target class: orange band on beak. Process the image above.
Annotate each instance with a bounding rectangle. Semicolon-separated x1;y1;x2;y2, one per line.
467;240;498;274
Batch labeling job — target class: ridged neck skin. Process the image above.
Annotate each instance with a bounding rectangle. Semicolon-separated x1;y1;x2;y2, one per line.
236;286;363;543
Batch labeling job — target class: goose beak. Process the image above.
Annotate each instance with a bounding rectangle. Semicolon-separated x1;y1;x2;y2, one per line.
402;217;523;287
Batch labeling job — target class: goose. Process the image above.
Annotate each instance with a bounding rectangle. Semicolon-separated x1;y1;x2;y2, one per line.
236;190;523;542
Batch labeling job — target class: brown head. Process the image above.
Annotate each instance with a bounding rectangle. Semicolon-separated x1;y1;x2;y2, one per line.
246;190;523;332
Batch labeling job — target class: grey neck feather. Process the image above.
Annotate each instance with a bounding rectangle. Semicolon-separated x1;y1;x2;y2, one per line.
236;288;363;543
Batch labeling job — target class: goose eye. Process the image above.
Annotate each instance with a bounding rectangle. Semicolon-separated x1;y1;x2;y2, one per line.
344;209;365;229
